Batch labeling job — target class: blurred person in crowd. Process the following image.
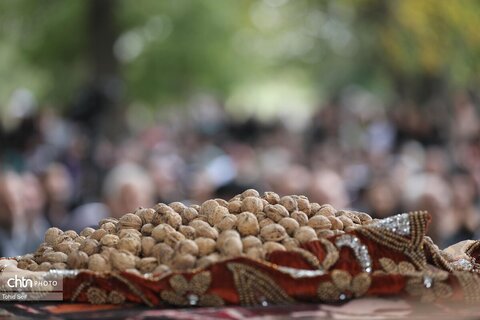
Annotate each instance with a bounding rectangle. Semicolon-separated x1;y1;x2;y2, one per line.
42;162;74;228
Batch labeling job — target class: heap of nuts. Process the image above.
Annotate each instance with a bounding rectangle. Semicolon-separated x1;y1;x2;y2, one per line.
16;190;373;275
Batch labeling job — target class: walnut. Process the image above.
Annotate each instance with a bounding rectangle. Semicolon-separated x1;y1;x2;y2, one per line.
164;231;186;248
117;237;141;255
337;216;353;229
141;236;156;257
310;202;321;215
207;205;228;226
199;199;220;217
217;230;241;249
100;247;116;260
27;262;39;271
308;215;332;230
227;200;242;214
152;243;174;264
345;226;357;232
327;216;343;230
101;234;120;247
80;239;99;256
336;210;361;224
236;212;260;236
136;257;158;273
38;262;52;271
260;224;287;242
356;212;373;224
182;207;199;223
262;191;280;204
51;262;67;270
291;211;308;226
151;224;176;241
263;241;286;254
17;258;37;270
264;204;289;222
171;254;196;271
241;189;260;199
152;211;182;229
196;254;219;268
101;222;117;234
278;217;300;236
282;237;300;250
54;241;79;255
99;217;118;226
195;237;216;256
318;204;336;217
67;251;89;269
259;218;275;228
241;236;262;251
64;230;79;239
90;229;107;241
169;202;187;214
88;254;110;272
118;213;143;230
80;227;95;237
189;219;210;229
45;227;63;245
279;196;297;212
316;229;335;238
215;214;237;231
141;223;154;236
118;228;142;239
194;225;218;240
215;198;229;207
179;225;196;239
296;196;311;216
241;196;264;213
111;250;136;271
135;207;156;224
246;247;265;260
219;236;243;258
151;204;175;225
176;239;199;256
294;226;317;243
74;236;86;245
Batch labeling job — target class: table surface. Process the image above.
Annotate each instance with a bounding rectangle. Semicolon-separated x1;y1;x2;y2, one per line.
1;298;480;320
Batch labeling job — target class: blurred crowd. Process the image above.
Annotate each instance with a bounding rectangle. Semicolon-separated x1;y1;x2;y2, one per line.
1;89;479;256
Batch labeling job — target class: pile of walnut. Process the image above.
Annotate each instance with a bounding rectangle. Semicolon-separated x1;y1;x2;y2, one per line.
16;190;373;275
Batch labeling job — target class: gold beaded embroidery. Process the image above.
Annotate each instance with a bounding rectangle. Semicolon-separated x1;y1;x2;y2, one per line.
317;270;371;302
288;248;321;269
405;269;452;303
160;271;224;307
318;238;339;271
375;257;417;275
86;287;107;304
455;271;480;303
227;262;295;306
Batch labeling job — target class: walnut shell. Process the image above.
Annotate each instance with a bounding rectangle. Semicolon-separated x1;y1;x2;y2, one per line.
278;217;300;236
316;229;335;238
179;225;196;240
294;226;317;243
152;210;182;229
196;254;219;268
296;197;311;216
136;257;158;273
80;239;99;255
101;222;117;234
175;239;199;256
151;224;176;241
282;237;300;250
219;236;243;258
236;212;260;236
74;236;86;245
152;243;174;264
264;204;289;222
88;253;110;272
215;198;229;207
169;202;187;214
279;196;297;212
207;205;228;226
260;224;287;242
164;231;186;248
308;215;332;230
200;199;220;217
111;250;136;271
64;230;79;239
217;230;241;249
38;262;52;271
118;228;142;239
246;247;265;260
51;262;67;270
241;189;260;199
215;214;237;231
356;212;373;224
80;227;95;237
90;229;107;241
337;215;354;229
141;236;156;257
189;219;210;229
227;200;242;214
263;241;286;254
241;196;264;214
118;213;143;230
170;254;196;271
101;234;120;247
194;225;218;240
262;191;280;204
54;241;79;255
195;237;216;256
182;207;199;223
117;237;141;255
291;211;309;226
259;217;275;228
318;204;336;217
153;264;171;275
44;227;63;245
310;202;321;215
141;223;154;236
241;236;262;251
327;216;344;230
135;207;156;224
67;251;89;269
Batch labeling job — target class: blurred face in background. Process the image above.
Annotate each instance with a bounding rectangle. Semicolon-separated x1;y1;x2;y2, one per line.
0;172;24;229
44;163;73;204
